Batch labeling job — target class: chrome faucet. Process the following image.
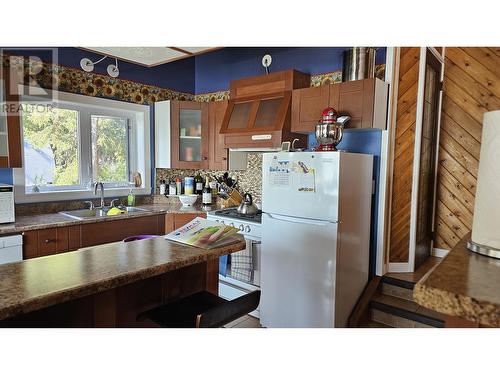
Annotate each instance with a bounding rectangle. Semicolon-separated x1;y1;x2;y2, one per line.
94;182;105;208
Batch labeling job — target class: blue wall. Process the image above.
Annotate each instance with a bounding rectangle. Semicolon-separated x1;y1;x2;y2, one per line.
194;47;386;94
0;169;13;185
2;47;195;93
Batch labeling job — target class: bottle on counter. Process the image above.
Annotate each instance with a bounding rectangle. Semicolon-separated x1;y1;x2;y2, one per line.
176;178;182;195
195;173;204;195
185;176;195;195
202;177;212;206
209;180;218;196
127;189;135;207
169;180;177;196
159;179;166;195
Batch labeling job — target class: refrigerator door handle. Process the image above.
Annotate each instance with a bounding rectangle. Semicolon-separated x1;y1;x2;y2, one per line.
264;213;338;226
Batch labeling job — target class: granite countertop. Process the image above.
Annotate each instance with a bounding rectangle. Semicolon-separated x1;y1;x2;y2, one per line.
0;202;223;235
0;235;245;321
413;235;500;327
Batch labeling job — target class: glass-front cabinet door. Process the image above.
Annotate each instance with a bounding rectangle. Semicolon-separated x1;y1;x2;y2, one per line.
171;101;209;169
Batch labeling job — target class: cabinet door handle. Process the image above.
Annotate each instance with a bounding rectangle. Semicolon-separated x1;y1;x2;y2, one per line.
202;156;208;160
44;239;56;244
222;157;227;160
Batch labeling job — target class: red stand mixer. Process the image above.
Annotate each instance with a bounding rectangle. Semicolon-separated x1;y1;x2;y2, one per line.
314;107;350;151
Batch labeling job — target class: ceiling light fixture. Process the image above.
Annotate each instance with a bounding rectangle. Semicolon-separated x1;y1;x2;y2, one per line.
80;55;120;78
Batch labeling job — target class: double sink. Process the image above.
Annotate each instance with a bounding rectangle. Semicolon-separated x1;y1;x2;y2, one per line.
59;206;148;221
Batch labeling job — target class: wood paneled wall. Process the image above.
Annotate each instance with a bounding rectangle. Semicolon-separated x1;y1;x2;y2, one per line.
389;47;420;262
434;48;500;250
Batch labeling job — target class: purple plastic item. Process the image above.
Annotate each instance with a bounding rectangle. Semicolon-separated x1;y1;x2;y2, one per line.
123;235;158;242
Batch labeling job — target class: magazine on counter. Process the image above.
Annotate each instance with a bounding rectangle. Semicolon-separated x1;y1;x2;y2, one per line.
165;217;241;249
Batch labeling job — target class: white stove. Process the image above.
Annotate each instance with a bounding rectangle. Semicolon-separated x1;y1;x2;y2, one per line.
207;208;262;318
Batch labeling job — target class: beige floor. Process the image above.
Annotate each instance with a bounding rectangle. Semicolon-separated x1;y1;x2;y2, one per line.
225;315;262;328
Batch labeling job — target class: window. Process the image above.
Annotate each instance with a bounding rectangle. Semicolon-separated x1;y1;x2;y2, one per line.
91;115;129;184
23;105;81;190
15;88;151;202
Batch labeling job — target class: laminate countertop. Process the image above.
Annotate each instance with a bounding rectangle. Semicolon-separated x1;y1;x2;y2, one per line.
0;235;245;321
0;202;221;235
413;235;500;327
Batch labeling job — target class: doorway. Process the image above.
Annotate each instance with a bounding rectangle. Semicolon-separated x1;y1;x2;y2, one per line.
414;49;443;269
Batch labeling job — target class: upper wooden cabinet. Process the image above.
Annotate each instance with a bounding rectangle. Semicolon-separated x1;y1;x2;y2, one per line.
171;101;209;169
291;78;388;133
220;70;310;149
208;100;228;170
155;100;228;171
0;67;22;168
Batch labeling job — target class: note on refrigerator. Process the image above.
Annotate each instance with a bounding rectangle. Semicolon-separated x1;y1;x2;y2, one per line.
295;160;315;193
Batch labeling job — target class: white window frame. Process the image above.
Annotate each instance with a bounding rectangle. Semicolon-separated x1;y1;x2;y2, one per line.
14;88;151;203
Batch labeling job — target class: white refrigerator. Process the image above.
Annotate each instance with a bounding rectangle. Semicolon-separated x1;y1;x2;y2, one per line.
260;151;373;328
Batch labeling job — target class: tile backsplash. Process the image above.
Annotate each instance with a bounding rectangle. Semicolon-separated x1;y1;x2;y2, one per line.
155;153;263;203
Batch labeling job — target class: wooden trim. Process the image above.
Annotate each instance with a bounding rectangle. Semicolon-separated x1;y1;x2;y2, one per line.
77;47;223;68
168;47;193;55
348;276;381;327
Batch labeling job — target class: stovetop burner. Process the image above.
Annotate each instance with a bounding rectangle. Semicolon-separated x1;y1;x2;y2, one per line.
213;208;262;223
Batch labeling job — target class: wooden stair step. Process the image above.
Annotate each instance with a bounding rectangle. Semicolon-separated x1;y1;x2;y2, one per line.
380;282;415;302
370;293;445;328
359;319;393;328
381;275;416;290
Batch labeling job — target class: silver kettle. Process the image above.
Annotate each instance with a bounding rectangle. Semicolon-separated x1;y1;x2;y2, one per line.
237;193;259;215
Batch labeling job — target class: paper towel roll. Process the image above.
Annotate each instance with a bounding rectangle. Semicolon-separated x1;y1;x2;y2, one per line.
471;110;500;249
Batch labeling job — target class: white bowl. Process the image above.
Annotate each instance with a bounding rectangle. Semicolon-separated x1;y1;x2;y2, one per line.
178;194;198;206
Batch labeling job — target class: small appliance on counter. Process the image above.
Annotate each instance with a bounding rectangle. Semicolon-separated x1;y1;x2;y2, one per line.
314;107;350;151
0;184;15;224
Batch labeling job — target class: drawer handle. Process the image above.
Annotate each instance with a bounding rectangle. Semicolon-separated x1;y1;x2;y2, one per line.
44;239;56;244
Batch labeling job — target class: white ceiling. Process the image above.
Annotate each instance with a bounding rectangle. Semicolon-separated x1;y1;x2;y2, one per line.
81;47;219;67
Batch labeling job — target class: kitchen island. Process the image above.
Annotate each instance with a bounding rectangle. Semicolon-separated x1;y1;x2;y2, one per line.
0;236;245;327
413;235;500;327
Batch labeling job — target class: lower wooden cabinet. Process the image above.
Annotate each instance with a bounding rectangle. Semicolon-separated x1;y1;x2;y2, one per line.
21;213;213;259
23;225;81;259
81;214;166;247
22;214;167;259
165;212;207;232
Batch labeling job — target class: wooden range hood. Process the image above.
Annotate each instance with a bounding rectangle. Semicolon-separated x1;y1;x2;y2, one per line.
220;70;310;149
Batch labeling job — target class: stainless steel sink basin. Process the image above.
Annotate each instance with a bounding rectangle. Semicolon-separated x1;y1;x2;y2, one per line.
59;206;149;220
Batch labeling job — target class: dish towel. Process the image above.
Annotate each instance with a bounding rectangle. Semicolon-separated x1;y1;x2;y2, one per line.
229;239;253;283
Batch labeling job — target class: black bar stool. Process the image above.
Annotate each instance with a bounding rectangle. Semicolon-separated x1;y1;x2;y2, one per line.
137;290;261;328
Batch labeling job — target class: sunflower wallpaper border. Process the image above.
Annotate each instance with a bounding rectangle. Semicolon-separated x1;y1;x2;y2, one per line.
2;55;195;105
2;54;385;105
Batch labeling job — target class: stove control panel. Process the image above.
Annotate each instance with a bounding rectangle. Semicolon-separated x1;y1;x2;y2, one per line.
207;214;261;239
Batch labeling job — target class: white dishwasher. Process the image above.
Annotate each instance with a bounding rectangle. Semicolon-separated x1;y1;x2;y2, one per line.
0;235;23;265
